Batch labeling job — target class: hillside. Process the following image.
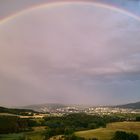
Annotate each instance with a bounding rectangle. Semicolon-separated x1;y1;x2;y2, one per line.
116;101;140;109
0;106;38;115
19;101;140;113
20;103;67;112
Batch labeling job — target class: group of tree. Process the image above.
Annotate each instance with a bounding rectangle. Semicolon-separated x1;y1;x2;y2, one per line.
0;116;38;134
136;116;140;121
111;131;139;140
43;113;125;139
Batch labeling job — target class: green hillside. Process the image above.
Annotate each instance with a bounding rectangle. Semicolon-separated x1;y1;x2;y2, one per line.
0;106;38;115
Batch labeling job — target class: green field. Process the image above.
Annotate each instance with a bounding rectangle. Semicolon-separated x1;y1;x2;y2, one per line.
75;122;140;140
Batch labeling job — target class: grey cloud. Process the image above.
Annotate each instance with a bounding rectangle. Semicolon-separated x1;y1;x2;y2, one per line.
0;2;140;106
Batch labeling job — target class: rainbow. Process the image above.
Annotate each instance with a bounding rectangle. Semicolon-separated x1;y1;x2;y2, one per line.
0;0;140;25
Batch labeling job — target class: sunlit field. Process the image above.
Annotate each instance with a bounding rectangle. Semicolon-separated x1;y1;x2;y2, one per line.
75;122;140;140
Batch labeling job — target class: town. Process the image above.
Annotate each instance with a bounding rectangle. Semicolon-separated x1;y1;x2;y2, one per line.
18;105;140;118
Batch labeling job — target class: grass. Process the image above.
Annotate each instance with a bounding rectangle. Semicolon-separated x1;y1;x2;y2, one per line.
75;122;140;140
25;131;45;140
0;133;24;140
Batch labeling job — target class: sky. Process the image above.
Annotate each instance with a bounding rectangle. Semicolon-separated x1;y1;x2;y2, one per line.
0;0;140;107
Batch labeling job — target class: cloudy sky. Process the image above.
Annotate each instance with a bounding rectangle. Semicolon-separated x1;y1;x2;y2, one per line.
0;0;140;107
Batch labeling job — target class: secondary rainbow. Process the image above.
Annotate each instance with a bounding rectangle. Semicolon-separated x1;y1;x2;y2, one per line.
0;0;140;25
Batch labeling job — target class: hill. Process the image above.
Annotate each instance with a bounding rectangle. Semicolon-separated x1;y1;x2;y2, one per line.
0;106;38;115
19;101;140;113
20;103;67;112
116;101;140;109
19;103;89;112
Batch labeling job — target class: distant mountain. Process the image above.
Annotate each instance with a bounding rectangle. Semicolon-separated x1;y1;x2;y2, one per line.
0;106;38;115
116;101;140;109
20;103;67;112
18;101;140;113
19;103;89;112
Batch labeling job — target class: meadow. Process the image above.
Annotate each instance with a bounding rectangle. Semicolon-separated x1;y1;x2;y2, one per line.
75;122;140;140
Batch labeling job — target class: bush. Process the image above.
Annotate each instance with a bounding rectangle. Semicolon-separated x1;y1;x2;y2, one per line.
111;131;139;140
136;116;140;121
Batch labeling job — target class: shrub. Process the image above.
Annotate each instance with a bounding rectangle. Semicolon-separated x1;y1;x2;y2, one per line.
111;131;139;140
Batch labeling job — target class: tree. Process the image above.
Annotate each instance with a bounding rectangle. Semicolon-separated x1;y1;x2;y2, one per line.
136;116;140;121
111;131;139;140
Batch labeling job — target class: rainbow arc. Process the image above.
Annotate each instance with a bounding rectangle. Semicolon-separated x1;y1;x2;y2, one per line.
0;0;140;25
